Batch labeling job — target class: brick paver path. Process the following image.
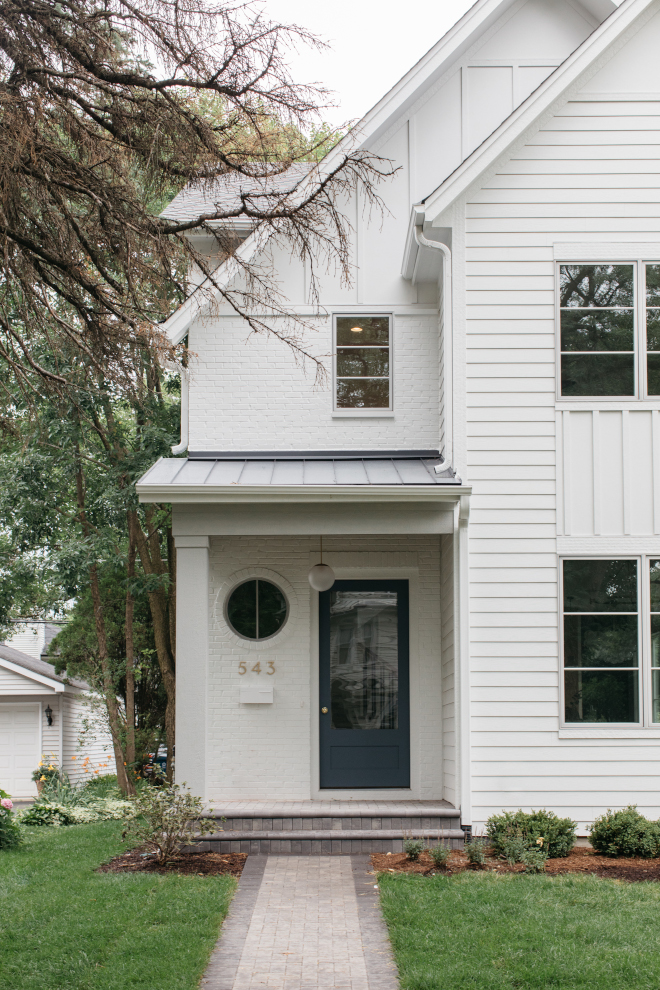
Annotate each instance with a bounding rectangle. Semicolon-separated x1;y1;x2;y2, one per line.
202;855;399;990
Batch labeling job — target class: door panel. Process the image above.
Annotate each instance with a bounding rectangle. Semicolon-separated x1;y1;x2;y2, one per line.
319;580;410;788
0;705;39;796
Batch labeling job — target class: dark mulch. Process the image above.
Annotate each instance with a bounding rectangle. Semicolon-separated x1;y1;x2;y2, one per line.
99;848;247;877
372;845;660;882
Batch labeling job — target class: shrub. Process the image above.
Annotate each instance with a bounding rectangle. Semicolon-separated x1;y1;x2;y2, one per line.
20;803;77;827
465;837;488;868
429;844;451;867
0;790;22;849
19;792;133;827
121;783;214;863
486;810;576;859
499;834;529;866
590;806;660;858
520;846;548;874
402;836;425;861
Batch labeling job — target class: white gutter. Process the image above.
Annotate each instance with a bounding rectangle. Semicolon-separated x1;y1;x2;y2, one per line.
413;225;453;465
171;368;189;455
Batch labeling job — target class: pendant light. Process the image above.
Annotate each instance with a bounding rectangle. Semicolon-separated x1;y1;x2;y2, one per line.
308;535;335;591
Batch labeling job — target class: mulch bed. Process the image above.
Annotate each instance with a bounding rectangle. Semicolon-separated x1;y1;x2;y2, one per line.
99;848;247;877
372;845;660;882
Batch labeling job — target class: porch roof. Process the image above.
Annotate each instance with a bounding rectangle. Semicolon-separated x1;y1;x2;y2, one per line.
137;450;468;504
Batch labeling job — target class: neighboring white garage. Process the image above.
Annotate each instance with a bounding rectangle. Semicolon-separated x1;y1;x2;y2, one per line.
0;643;113;798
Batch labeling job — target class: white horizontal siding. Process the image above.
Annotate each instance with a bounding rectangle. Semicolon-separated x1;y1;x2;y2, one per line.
0;669;55;695
63;694;114;784
463;85;660;828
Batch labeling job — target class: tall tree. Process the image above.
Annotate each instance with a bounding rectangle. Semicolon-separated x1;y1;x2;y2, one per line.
0;0;391;390
0;350;177;787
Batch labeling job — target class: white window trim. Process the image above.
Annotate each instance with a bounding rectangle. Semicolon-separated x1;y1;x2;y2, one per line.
332;313;393;414
558;554;660;729
555;261;660;402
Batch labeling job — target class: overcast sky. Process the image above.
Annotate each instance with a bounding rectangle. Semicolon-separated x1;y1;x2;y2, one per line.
263;0;478;126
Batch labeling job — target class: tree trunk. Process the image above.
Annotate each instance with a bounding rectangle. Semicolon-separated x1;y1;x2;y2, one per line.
73;454;133;795
89;562;133;796
125;533;136;770
127;507;176;781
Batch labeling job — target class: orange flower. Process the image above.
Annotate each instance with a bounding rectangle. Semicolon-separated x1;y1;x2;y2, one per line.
71;756;77;761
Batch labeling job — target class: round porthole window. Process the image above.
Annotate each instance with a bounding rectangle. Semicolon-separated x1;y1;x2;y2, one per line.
226;579;288;641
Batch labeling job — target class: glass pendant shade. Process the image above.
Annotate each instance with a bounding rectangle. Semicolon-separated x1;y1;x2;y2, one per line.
308;563;335;591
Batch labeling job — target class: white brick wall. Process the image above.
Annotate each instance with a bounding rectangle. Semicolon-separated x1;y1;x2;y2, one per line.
206;535;446;801
188;314;440;451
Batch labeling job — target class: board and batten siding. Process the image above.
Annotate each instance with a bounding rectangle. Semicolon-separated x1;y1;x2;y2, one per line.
461;41;660;828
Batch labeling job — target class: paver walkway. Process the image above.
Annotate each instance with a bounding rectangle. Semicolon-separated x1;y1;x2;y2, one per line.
201;855;399;990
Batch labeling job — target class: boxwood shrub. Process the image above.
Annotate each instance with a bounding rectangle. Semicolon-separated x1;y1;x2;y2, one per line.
590;806;660;858
486;809;577;859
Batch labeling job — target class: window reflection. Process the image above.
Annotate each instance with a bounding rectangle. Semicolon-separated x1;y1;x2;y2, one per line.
329;591;398;730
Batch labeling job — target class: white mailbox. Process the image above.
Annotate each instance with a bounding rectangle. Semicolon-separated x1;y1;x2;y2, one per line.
240;685;274;704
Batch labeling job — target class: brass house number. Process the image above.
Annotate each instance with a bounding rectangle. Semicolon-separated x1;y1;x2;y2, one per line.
238;661;275;675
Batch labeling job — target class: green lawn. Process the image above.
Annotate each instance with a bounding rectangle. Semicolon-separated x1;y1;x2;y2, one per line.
0;821;235;990
378;870;660;990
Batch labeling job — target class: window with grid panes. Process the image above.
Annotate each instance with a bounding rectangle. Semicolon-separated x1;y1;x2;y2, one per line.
650;560;660;721
646;266;660;395
335;316;391;409
558;262;660;397
559;264;635;396
563;559;639;723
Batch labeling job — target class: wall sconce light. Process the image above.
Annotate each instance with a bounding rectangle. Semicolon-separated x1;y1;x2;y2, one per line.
44;704;53;727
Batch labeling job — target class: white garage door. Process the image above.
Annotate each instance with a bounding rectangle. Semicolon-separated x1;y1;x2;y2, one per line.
0;705;39;797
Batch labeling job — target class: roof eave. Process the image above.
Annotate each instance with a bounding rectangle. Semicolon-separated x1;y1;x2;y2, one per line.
136;483;470;504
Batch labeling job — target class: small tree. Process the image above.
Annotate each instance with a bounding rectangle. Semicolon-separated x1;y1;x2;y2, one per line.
122;783;215;863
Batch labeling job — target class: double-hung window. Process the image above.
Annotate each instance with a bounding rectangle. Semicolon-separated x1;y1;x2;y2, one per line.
562;557;660;725
334;315;391;410
558;262;660;397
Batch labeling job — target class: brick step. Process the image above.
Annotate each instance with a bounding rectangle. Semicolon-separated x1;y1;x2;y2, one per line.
198;828;465;855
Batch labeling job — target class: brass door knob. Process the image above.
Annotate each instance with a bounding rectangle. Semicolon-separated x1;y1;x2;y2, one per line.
321;707;328;714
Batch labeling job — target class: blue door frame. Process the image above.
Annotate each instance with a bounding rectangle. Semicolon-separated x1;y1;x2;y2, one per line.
319;579;410;789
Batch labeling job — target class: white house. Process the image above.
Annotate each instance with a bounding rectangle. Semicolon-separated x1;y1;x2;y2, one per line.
137;0;660;842
0;638;113;797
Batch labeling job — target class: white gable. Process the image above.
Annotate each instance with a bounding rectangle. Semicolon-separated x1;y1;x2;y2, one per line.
580;4;660;93
0;666;56;695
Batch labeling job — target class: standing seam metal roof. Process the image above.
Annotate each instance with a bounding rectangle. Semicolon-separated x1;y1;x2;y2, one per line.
138;454;460;488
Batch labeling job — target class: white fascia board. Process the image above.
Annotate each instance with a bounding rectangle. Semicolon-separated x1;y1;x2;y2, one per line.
0;656;64;692
161;224;272;345
421;0;654;224
136;484;470;505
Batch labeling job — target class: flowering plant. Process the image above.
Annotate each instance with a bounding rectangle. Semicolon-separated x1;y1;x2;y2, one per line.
0;788;22;849
31;755;62;784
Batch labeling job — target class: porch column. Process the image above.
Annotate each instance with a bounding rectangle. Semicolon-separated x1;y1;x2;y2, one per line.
174;534;209;799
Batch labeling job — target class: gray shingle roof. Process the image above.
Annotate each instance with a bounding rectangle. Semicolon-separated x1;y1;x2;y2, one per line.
138;451;460;488
0;642;89;691
160;164;314;222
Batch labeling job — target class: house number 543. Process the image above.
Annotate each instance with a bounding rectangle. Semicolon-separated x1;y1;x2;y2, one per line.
238;661;275;675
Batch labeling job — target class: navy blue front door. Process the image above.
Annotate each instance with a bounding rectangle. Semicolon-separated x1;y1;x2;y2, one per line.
319;580;410;788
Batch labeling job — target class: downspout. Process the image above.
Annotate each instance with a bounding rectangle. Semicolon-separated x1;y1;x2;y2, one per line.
415;224;470;828
171;368;189;455
414;225;453;466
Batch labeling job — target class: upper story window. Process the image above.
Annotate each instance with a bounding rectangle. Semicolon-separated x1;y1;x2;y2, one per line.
334;315;391;410
559;262;660;398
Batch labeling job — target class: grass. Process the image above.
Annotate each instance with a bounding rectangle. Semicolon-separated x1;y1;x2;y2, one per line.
378;870;660;989
0;821;236;990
